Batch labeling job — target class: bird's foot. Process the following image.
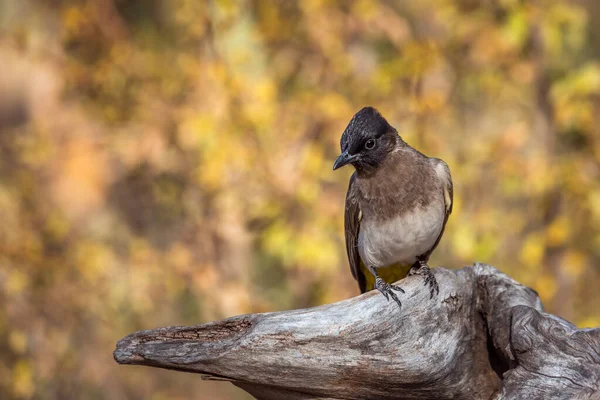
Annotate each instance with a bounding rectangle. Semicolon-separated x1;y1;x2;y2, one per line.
374;277;405;308
408;261;439;299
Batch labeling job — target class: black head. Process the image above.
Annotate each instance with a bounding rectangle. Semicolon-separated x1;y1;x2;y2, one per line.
333;107;399;172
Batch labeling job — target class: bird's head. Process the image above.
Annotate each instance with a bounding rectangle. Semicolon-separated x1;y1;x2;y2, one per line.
333;107;400;172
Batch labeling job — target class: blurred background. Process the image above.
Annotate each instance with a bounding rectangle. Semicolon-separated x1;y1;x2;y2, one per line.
1;0;600;398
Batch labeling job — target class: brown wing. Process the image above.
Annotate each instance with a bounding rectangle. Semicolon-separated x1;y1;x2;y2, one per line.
420;160;453;261
344;173;367;293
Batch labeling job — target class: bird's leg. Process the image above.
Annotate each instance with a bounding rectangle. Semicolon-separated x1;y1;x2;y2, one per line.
408;259;439;299
367;265;405;308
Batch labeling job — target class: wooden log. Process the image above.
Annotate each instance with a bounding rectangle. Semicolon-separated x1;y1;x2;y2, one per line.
114;263;600;399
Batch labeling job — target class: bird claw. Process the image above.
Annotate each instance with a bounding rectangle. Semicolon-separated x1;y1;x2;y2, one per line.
409;262;439;299
374;277;404;308
424;271;439;299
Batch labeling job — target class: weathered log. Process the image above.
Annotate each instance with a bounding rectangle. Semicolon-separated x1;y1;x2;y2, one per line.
114;263;600;399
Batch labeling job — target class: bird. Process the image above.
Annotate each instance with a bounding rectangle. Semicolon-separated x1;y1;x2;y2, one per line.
333;107;453;308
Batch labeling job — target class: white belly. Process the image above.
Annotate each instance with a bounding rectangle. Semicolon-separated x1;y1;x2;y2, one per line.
358;200;445;268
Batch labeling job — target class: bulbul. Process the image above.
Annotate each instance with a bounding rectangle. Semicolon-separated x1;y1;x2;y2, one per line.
333;107;453;308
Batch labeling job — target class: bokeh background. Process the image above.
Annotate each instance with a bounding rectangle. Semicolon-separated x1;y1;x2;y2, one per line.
1;0;600;399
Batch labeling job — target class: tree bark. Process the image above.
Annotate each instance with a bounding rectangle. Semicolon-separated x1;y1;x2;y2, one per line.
114;263;600;399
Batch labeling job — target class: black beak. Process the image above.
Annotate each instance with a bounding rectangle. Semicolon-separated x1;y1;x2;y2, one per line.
333;151;357;170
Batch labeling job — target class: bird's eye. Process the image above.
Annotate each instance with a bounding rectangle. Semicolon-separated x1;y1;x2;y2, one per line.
365;139;376;150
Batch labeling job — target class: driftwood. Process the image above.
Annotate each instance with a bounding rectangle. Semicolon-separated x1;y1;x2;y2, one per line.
114;263;600;399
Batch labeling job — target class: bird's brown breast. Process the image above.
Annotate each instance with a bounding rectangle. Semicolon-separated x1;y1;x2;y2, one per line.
355;149;441;222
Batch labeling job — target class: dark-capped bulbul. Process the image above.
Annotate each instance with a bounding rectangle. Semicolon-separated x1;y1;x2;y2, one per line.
333;107;453;308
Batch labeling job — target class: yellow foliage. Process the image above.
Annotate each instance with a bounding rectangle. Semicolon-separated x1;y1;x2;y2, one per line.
519;234;545;267
8;331;27;355
62;6;87;33
1;1;600;398
452;225;476;260
563;250;586;277
5;270;28;296
535;274;558;303
546;216;571;247
12;360;34;399
578;316;600;329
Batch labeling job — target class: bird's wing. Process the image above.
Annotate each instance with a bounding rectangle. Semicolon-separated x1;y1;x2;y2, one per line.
421;159;453;261
344;173;367;293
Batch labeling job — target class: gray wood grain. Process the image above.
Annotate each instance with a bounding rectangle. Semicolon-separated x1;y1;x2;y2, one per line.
114;263;600;399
